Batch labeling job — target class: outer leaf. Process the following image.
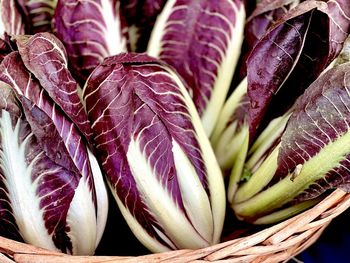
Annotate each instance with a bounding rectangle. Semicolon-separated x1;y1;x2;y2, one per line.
13;99;81;253
121;0;167;52
234;62;350;221
212;0;300;145
335;34;350;66
15;33;93;142
0;82;23;242
83;53;225;252
0;52;108;254
0;83;80;253
17;0;58;33
0;52;77;173
277;63;350;200
20;99;105;255
237;0;301;79
0;0;25;39
211;1;299;174
147;0;246;136
53;0;127;85
247;0;350;140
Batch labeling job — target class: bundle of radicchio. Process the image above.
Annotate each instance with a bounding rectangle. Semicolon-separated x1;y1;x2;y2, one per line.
0;33;108;255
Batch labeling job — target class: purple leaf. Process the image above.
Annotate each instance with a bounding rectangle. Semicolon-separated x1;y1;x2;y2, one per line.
237;0;300;79
277;63;350;201
232;64;350;222
147;0;246;136
0;84;79;253
16;0;57;33
0;52;108;255
53;0;126;85
0;0;25;38
0;51;94;197
247;0;350;140
15;33;93;142
84;53;225;252
247;0;301;46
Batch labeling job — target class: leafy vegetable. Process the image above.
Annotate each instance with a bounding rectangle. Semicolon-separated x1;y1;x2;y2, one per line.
211;0;301;164
211;0;350;200
211;0;299;199
147;0;246;136
0;48;108;255
247;0;350;140
0;0;25;39
53;0;127;86
237;0;301;80
233;62;350;223
83;53;225;252
15;32;93;142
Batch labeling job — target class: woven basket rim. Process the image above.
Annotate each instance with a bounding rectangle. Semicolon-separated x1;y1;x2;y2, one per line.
1;189;349;263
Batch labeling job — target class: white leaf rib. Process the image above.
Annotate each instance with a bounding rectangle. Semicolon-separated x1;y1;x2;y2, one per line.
91;100;130;129
328;0;350;20
305;105;333;143
299;130;325;148
201;9;234;31
318;107;340;136
324;92;349;128
198;23;230;44
294;141;311;159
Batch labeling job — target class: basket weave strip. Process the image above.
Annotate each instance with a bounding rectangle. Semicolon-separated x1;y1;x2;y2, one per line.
205;220;294;261
232;229;318;255
13;255;134;263
319;191;350;219
0;252;15;263
0;236;63;257
250;224;328;263
0;189;349;263
266;189;347;245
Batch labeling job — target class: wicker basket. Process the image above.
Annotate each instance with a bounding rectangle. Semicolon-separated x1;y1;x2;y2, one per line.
1;189;349;263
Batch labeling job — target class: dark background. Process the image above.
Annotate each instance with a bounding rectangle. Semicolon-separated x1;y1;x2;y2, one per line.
95;191;149;256
296;210;350;263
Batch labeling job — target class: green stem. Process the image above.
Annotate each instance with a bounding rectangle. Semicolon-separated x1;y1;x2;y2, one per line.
227;127;249;202
234;144;280;203
215;121;238;170
251;198;320;224
233;112;290;203
216;122;248;171
233;127;350;218
246;113;290;171
210;77;247;148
